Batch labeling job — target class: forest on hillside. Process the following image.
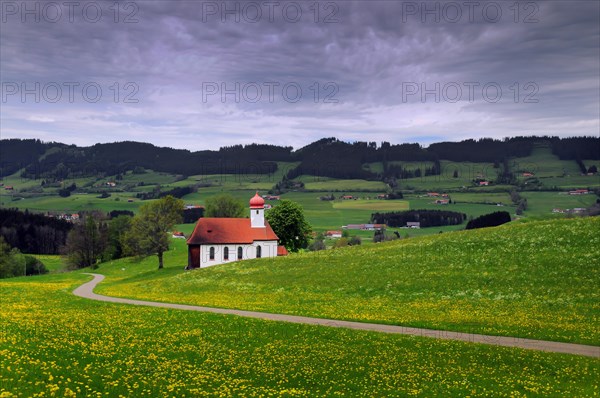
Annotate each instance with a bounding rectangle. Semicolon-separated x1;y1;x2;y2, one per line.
1;136;598;182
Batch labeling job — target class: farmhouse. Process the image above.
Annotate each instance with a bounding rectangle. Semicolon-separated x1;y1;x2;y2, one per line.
185;204;205;210
186;193;285;269
172;231;185;239
325;230;343;238
569;189;589;195
406;222;421;229
343;224;385;231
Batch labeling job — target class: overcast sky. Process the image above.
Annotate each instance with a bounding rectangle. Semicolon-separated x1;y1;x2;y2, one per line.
1;0;598;150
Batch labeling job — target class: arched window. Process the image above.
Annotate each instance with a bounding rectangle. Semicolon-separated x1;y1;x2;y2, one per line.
237;246;243;260
209;247;215;260
256;245;262;258
224;247;229;260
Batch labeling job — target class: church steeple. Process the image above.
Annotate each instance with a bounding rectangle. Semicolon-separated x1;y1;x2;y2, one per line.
250;192;265;228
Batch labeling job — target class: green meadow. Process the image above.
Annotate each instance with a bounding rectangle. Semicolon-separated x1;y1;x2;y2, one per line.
2;272;598;397
93;217;600;345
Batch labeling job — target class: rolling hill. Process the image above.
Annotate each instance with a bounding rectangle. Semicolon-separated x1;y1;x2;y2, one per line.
93;216;600;345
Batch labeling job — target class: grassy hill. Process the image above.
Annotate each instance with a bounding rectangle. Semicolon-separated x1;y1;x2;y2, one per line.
1;216;598;396
93;217;600;345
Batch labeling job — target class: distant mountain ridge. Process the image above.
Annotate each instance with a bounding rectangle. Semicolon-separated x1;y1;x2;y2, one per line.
1;136;598;182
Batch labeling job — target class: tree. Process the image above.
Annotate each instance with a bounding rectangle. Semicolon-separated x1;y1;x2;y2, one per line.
266;200;312;253
205;194;245;218
333;237;349;248
125;195;184;269
64;215;107;269
348;236;362;246
0;237;24;278
308;238;326;251
465;211;511;230
24;255;48;275
103;215;132;260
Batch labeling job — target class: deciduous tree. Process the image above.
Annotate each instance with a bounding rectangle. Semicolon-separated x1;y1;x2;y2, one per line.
205;194;245;218
266;200;312;253
125;195;184;269
64;215;107;269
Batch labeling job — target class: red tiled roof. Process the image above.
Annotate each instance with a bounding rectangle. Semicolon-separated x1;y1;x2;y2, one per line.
187;218;278;245
277;246;288;256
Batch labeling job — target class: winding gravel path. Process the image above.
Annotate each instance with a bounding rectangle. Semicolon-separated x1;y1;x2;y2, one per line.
74;273;599;358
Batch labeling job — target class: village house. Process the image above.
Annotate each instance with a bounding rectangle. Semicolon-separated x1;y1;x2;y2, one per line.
52;213;80;222
343;224;363;230
478;181;490;186
343;224;385;231
325;230;343;238
185;204;205;210
568;189;589;195
522;172;535;177
435;199;449;205
172;231;186;239
406;222;421;229
186;193;287;269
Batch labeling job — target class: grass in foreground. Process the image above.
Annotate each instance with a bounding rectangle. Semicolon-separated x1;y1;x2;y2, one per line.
95;217;600;345
1;273;598;397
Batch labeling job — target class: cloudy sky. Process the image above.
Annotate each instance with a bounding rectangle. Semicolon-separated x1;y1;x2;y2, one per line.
1;0;598;150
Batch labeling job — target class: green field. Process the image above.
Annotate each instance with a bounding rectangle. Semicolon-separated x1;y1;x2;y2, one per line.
521;191;598;216
0;193;145;213
294;175;387;191
511;144;583;178
2;273;598;396
332;199;409;211
32;255;69;273
92;217;600;345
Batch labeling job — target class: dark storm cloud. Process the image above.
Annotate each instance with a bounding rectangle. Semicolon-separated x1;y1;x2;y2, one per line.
1;0;598;149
